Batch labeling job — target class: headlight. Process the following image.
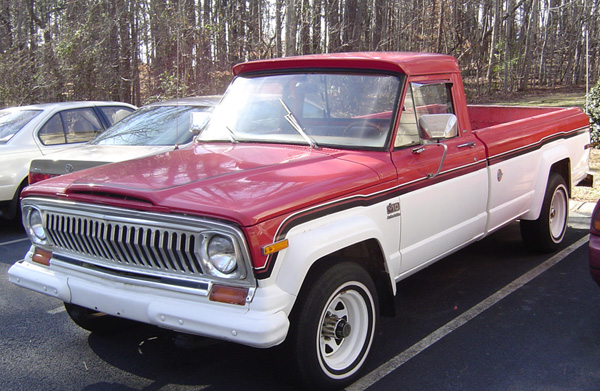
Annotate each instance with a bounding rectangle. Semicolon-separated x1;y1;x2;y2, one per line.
201;233;244;279
208;235;238;274
25;207;47;244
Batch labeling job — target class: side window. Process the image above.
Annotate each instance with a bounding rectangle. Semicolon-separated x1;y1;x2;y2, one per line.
100;106;135;126
395;87;419;147
411;82;454;118
38;108;104;145
39;114;66;145
395;81;455;148
62;108;103;143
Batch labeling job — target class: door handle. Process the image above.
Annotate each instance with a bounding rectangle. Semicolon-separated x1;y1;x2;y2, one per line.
457;142;476;148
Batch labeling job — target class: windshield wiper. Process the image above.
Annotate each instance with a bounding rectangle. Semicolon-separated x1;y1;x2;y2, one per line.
224;125;238;143
279;99;318;149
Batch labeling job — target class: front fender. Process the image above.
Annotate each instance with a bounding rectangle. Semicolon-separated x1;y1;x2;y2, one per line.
272;202;401;301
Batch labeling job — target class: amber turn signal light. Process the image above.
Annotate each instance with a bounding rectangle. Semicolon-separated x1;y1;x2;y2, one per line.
209;285;248;306
262;239;289;256
32;247;52;266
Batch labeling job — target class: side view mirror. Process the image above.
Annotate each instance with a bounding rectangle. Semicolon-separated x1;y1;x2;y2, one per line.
189;111;211;133
418;113;458;141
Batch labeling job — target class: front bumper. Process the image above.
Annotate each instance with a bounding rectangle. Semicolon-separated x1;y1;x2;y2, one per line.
8;256;291;348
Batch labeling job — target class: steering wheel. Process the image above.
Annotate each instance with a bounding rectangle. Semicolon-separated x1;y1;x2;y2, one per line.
342;120;382;139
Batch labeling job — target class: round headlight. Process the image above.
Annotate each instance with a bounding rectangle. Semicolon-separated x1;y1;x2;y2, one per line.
27;208;47;242
207;235;238;274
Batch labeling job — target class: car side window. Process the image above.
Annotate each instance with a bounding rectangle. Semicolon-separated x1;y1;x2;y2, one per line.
39;108;104;145
38;114;66;145
394;81;455;148
99;106;135;126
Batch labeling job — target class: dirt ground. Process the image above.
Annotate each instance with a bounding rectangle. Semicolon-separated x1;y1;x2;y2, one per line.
573;148;600;202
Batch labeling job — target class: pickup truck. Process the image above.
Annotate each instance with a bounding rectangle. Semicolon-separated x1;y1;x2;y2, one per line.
8;52;590;390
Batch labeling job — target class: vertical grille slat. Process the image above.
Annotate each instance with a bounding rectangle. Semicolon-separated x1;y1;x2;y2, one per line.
139;228;158;269
94;222;111;260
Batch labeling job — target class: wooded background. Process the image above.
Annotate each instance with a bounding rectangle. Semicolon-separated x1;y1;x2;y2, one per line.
1;0;599;107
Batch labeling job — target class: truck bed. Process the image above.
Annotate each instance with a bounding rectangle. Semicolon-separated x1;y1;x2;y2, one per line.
468;105;589;157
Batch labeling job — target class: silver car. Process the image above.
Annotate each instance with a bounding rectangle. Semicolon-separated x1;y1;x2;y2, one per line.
0;101;136;219
28;96;220;185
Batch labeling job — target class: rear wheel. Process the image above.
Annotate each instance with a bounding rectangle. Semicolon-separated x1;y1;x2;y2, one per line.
284;262;378;390
520;172;569;253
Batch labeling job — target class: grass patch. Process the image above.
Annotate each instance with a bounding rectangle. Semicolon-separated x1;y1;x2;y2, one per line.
476;86;588;108
495;92;586;108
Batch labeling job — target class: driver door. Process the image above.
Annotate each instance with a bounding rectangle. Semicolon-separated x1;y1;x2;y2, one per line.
391;77;488;277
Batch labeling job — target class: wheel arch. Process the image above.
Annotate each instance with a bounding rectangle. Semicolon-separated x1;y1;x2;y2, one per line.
521;150;570;221
283;237;396;320
306;240;395;317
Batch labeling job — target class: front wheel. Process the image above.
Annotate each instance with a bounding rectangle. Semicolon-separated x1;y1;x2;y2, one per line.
284;262;378;390
520;172;569;253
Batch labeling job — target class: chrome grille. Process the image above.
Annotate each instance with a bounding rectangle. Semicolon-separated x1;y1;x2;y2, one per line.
45;212;205;278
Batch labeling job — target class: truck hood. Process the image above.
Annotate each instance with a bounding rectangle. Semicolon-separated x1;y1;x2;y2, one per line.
30;144;177;175
24;143;394;226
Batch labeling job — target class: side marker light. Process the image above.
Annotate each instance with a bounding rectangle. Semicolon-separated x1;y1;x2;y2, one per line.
262;239;289;256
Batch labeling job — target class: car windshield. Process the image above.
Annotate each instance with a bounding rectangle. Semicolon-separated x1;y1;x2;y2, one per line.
0;109;42;144
91;104;212;146
196;72;401;149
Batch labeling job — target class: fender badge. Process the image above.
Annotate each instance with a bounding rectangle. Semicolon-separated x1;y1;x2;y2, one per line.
497;169;503;182
387;202;401;219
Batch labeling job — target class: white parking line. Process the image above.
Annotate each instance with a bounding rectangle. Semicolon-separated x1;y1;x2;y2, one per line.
0;237;29;246
347;235;590;391
47;306;66;315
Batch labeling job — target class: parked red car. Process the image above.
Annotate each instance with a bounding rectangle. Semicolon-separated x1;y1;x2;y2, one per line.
590;201;600;285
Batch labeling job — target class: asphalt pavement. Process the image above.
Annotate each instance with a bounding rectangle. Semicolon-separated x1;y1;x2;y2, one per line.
1;201;598;391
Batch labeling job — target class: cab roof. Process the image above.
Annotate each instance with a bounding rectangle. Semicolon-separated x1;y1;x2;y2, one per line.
232;52;461;77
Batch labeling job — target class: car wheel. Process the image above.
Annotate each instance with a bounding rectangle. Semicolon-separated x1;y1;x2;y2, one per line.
520;172;568;253
284;262;378;390
1;179;27;221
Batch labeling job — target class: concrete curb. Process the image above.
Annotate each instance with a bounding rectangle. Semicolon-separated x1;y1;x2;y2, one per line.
569;200;595;230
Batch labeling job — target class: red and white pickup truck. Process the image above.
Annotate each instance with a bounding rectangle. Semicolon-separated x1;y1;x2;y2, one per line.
9;53;590;389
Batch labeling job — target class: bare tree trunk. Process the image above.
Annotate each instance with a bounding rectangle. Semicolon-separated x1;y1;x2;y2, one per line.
299;0;311;54
372;0;385;50
486;0;501;89
327;0;341;52
504;0;515;93
0;0;12;52
285;0;297;56
312;0;322;53
350;0;366;51
275;0;283;57
519;0;538;91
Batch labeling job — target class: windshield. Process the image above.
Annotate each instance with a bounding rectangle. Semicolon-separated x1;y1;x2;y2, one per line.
197;73;402;149
0;109;42;144
92;105;213;146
